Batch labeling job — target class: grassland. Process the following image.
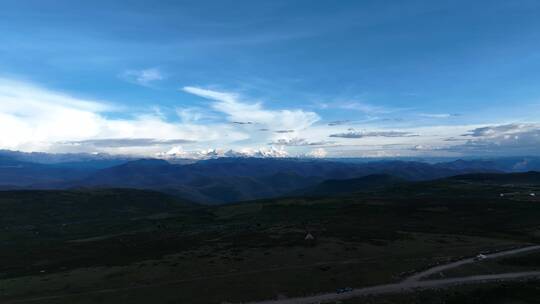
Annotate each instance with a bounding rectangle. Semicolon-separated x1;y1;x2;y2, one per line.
343;281;540;304
1;178;539;303
423;248;540;280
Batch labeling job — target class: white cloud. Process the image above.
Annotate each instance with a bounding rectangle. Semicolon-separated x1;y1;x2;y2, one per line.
317;100;398;115
4;78;539;158
269;137;333;146
62;138;195;148
329;130;417;138
339;101;391;114
0;78;109;150
183;86;320;131
0;78;316;157
176;107;209;123
0;78;245;154
419;113;454;118
327;120;350;126
449;123;540;155
121;68;164;86
0;78;113;113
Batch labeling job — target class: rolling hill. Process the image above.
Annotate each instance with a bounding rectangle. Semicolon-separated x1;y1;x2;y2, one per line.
296;174;406;197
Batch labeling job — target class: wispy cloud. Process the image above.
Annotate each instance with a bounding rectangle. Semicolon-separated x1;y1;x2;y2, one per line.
0;78;114;113
269;138;333;146
175;107;218;124
182;86;320;131
316;100;394;115
338;101;393;114
329;130;417;139
419;113;458;119
327;120;350;126
62;138;195;148
121;68;165;86
275;129;294;133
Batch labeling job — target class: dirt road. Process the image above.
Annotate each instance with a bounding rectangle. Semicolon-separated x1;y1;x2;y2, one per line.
5;245;540;304
246;245;540;304
404;244;540;282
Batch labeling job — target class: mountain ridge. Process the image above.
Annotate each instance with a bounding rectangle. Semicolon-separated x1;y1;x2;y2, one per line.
2;151;540;204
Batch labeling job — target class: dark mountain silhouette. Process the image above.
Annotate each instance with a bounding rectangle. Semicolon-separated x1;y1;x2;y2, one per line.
447;171;540;184
0;156;92;187
68;158;498;203
1;150;540;204
297;174;406;197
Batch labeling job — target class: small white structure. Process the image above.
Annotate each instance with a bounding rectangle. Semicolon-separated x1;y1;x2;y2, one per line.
531;193;536;197
304;233;315;241
500;193;505;197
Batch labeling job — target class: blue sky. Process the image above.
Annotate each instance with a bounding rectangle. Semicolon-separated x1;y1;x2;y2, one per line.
1;0;540;158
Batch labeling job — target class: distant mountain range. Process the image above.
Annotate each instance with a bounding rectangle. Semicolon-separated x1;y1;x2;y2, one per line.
1;150;540;204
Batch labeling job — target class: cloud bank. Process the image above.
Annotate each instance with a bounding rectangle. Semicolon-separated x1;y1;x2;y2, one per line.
0;78;231;154
1;77;539;158
451;123;540;155
0;79;322;157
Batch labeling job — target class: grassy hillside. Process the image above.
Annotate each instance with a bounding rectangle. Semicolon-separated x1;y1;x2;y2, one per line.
448;171;540;184
1;173;539;303
296;174;406;196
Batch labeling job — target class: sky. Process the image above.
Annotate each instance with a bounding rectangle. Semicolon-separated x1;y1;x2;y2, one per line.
1;0;540;158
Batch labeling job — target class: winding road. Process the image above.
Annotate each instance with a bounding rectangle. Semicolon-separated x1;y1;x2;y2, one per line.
404;244;540;283
4;245;540;304
246;245;540;304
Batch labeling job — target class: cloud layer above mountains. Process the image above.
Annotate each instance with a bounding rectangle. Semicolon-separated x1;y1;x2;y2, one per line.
1;77;539;159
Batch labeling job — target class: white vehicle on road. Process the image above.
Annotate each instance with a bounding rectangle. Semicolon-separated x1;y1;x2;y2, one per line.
474;254;487;261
